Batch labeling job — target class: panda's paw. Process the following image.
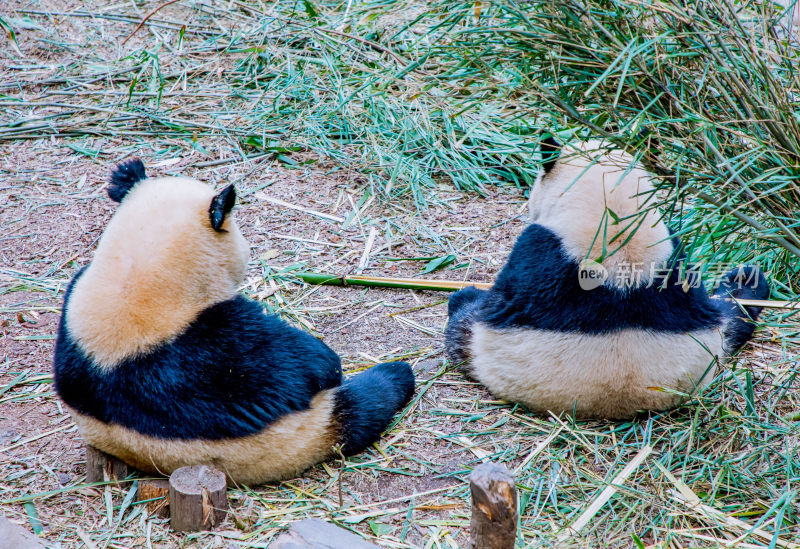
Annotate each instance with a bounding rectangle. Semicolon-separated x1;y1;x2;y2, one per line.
370;361;415;407
714;266;770;354
447;286;487;317
714;265;769;302
332;361;415;455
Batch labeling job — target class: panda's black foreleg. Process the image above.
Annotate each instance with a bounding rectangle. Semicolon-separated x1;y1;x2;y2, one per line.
445;287;488;365
712;265;770;354
332;361;415;455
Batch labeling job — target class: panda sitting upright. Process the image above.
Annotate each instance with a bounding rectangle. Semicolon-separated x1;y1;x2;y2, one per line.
54;160;415;484
446;138;768;419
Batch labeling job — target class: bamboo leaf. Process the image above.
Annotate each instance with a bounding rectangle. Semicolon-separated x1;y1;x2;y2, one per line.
23;502;43;534
0;16;22;56
421;255;456;274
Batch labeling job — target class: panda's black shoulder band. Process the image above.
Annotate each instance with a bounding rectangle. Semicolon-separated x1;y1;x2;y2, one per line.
540;134;562;175
109;159;147;202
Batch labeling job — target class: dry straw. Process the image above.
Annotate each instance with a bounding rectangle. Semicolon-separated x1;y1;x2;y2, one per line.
2;0;800;547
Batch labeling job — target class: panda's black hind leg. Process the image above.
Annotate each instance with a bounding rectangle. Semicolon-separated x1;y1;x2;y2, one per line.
332;361;415;455
712;265;769;354
445;287;488;365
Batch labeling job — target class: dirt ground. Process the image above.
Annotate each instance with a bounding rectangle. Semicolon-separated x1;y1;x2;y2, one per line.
0;2;537;546
1;130;533;548
2;1;798;548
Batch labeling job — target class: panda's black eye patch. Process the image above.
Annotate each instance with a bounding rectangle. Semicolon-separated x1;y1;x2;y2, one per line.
209;184;236;232
108;159;147;202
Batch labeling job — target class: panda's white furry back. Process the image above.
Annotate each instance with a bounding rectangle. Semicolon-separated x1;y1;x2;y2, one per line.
446;138;769;419
53;159;415;484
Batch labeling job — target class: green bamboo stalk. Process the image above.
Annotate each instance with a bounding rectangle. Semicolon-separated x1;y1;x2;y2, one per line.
295;272;491;292
296;272;797;309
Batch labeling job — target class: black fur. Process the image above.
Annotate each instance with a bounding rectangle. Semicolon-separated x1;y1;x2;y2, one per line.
209;185;236;232
540;135;561;175
712;265;769;354
446;224;768;361
470;224;721;334
332;362;415;455
444;286;487;365
108;159;147;202
54;269;414;442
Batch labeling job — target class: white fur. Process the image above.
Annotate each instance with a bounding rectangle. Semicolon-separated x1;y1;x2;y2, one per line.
67;177;250;369
457;140;729;419
469;323;724;418
67;390;338;485
529;140;673;288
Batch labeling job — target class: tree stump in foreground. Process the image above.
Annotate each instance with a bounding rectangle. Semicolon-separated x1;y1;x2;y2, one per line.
272;518;381;548
168;465;227;532
137;478;171;518
85;445;134;483
469;462;518;549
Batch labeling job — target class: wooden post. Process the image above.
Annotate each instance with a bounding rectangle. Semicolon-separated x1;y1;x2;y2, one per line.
85;445;134;483
137;478;171;518
469;462;518;549
168;465;227;532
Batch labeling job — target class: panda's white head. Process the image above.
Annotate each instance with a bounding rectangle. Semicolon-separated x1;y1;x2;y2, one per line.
66;160;250;369
528;138;673;288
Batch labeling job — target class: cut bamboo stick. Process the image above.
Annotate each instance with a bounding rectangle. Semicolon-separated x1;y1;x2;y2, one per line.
726;298;799;310
558;445;653;541
256;194;345;223
295;272;799;309
296;272;491;292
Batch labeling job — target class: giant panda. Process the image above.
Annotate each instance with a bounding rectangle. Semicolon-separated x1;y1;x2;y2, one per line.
53;160;415;484
445;138;769;419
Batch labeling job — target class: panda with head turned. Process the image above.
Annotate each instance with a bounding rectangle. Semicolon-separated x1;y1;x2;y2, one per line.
446;137;769;419
53;160;415;484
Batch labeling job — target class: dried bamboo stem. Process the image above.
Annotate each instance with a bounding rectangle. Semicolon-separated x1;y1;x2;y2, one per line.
296;272;799;309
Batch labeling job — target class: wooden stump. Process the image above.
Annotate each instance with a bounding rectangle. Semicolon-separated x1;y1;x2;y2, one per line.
469;462;518;549
137;479;170;518
168;465;227;532
272;518;380;549
85;445;134;483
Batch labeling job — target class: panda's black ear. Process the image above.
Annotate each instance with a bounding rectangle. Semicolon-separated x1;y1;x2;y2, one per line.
108;159;147;202
540;134;562;175
209;184;236;232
